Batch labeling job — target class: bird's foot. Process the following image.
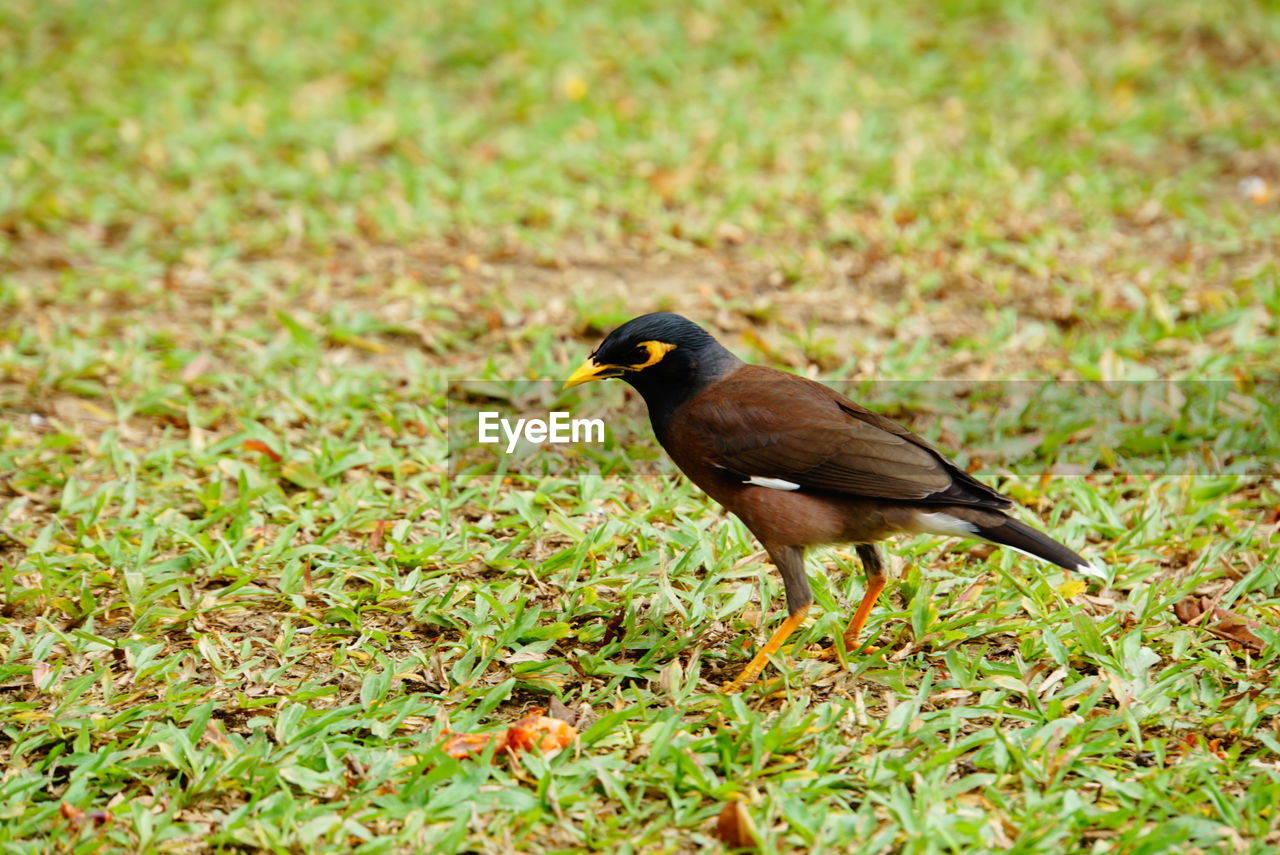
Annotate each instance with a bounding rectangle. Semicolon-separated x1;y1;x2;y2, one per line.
811;642;879;661
719;606;811;693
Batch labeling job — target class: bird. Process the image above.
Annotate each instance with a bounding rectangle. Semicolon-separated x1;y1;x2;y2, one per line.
564;312;1104;693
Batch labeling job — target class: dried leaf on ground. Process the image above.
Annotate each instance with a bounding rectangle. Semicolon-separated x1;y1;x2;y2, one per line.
714;801;760;851
60;802;111;830
1173;596;1267;653
441;708;578;761
242;439;282;462
547;696;577;725
505;711;577;756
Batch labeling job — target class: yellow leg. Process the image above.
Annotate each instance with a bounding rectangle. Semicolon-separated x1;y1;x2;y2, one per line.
815;574;887;660
720;604;810;694
841;574;886;650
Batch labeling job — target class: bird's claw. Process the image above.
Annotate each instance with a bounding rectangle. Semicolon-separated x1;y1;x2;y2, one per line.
811;642;879;661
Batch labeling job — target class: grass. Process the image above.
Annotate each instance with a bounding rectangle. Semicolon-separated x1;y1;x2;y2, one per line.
2;0;1279;852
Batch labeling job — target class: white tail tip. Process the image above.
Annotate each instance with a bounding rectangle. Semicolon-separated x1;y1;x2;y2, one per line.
1076;561;1108;582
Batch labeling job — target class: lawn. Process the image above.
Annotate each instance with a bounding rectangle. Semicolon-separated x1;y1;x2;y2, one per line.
2;0;1279;852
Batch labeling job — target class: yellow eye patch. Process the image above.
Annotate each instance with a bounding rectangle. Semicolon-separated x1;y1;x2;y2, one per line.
634;340;676;369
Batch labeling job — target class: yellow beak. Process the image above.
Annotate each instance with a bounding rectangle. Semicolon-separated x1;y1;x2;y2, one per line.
564;357;614;389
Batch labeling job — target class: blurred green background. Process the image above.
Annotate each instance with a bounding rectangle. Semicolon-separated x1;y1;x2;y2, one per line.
5;0;1277;256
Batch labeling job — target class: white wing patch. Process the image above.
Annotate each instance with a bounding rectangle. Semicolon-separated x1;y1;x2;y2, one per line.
745;476;802;491
916;511;981;537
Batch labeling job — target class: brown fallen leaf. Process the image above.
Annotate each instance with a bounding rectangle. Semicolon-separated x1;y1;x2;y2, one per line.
441;729;503;760
440;709;578;761
714;801;760;851
547;696;577;726
601;611;626;647
956;578;986;605
1219;688;1263;710
242;439;282;463
369;519;389;552
1173;596;1267;653
505;711;576;756
59;802;111;830
1178;732;1229;761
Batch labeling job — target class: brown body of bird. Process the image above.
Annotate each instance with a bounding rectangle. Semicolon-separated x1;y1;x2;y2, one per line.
566;313;1104;692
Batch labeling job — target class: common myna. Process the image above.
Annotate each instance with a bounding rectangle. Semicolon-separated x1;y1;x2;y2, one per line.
565;313;1103;693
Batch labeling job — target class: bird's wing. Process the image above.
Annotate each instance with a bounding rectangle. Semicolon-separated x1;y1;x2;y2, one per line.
687;366;1012;509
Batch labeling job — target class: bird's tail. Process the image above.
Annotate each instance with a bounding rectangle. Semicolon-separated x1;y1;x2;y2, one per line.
916;509;1105;580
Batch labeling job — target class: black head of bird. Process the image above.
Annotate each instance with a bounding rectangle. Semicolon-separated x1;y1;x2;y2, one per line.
564;312;741;424
566;313;1104;693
